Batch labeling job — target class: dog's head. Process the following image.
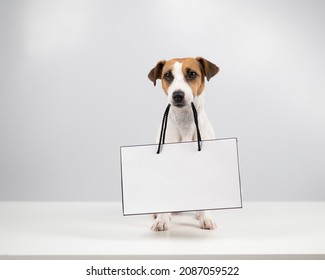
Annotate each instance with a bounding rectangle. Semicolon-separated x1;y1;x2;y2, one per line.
148;57;219;108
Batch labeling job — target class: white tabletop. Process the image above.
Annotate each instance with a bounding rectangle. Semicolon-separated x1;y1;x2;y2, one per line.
0;201;324;259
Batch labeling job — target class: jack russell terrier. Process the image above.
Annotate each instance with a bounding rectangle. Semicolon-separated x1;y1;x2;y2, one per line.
148;57;219;231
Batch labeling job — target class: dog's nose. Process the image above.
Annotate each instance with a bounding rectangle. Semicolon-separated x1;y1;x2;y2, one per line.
172;91;185;103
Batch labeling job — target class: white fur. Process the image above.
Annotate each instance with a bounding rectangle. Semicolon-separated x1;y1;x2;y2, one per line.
167;62;194;107
151;61;217;231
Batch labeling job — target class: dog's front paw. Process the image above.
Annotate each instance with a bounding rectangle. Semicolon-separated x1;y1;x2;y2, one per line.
151;219;169;231
199;218;216;230
151;214;171;231
197;211;216;230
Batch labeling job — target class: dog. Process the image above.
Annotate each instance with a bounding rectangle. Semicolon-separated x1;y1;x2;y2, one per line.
148;57;219;231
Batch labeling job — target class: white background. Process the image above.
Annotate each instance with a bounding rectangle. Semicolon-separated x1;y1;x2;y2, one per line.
0;0;324;201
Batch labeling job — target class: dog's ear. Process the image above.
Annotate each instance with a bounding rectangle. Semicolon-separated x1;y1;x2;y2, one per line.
148;60;166;86
196;57;219;81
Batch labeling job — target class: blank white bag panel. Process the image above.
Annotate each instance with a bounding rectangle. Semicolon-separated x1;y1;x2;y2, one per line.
120;138;242;215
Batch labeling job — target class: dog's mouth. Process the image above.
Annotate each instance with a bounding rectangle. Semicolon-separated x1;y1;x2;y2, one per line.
172;102;186;108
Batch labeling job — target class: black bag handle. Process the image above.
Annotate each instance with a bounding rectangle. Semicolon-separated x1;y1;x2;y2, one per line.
157;102;202;154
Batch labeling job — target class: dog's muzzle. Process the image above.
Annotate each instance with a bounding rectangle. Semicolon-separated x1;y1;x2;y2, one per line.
172;90;185;107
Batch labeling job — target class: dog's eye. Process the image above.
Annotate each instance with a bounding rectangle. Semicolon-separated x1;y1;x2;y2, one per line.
163;71;173;81
187;71;197;80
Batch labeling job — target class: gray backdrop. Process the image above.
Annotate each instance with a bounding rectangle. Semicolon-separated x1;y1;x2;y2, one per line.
1;0;324;201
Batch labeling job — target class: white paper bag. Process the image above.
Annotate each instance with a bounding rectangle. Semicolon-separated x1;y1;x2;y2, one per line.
120;138;242;215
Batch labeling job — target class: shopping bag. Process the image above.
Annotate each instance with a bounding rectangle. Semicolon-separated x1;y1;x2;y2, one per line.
120;138;242;215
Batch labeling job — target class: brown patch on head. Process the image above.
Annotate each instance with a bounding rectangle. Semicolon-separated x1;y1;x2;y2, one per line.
160;59;181;95
148;57;219;96
181;58;206;96
158;58;206;96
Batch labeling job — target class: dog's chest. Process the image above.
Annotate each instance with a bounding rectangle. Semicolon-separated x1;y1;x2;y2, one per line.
169;109;196;141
